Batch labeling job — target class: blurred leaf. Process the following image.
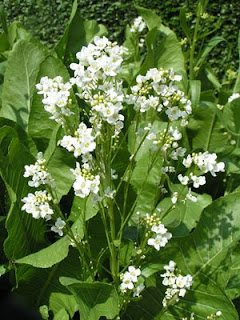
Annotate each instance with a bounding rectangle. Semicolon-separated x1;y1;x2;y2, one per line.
196;36;226;69
233;31;240;93
179;7;191;42
189;80;201;110
53;308;69;320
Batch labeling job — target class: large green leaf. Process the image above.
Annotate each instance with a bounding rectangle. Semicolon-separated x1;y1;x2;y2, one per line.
0;137;45;260
55;1;107;65
188;101;230;153
47;147;75;201
60;278;119;320
161;192;240;288
129;121;165;214
69;195;98;222
124;276;237;320
16;236;71;268
140;25;186;89
226;243;240;300
136;5;161;30
15;249;80;316
0;39;46;130
28;55;77;146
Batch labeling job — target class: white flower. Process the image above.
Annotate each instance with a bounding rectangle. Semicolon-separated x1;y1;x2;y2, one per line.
24;152;54;188
161;261;193;306
178;174;189;185
186;189;197;202
21;190;53;219
36;76;73;126
147;233;172;251
120;266;142;294
171;192;178;204
59;122;96;158
120;272;134;292
51;218;66;236
228;93;240;103
130;16;146;33
166;106;182;121
190;174;206;188
151;224;167;234
71;163;100;198
133;283;145;297
128;266;141;283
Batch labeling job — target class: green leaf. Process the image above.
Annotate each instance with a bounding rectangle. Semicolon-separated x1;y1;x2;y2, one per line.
196;36;226;69
226;243;240;300
0;39;46;130
189;80;201;110
135;5;161;30
179;7;192;42
172;193;212;237
55;3;107;66
130;121;165;214
233;31;240;93
125;276;237;320
47;147;75;200
28;55;77;146
15;249;80;316
54;308;69;320
69;195;98;223
0;265;7;276
16;237;71;268
49;292;77;319
0;138;46;260
0;119;37;155
221;97;240;138
161;193;240;288
188;101;229;153
60;278;119;320
140;25;186;88
205;66;222;90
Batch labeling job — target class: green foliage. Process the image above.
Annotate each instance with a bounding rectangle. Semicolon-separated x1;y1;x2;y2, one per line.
0;2;240;319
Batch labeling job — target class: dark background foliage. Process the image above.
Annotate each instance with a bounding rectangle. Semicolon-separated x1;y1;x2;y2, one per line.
1;0;239;78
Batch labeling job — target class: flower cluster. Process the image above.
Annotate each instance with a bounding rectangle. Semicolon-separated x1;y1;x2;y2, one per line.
120;266;144;297
24;152;54;188
36;76;73;126
182;152;225;177
130;16;146;33
21;190;53;220
59;122;96;158
71;162;100;198
152;126;186;159
141;213;172;251
126;68;191;126
161;261;193;307
70;36;127;136
51;218;66;236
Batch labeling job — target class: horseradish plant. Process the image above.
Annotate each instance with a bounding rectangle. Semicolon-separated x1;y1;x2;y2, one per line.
19;32;227;318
